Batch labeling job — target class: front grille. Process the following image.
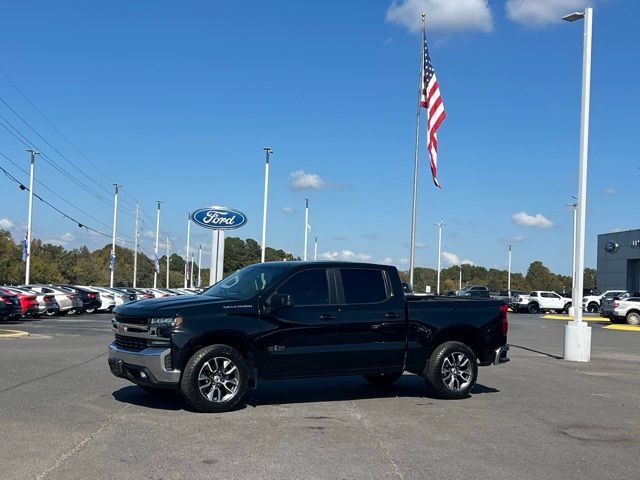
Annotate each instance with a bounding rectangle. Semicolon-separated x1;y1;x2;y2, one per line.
114;314;148;325
114;334;149;352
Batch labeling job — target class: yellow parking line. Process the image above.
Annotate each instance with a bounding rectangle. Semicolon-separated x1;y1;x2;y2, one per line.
603;324;640;332
542;314;607;322
0;329;29;338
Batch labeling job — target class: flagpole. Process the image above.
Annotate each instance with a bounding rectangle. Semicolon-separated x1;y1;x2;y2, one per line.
110;184;120;288
408;13;426;289
184;212;191;288
153;200;161;288
189;252;194;288
197;243;202;287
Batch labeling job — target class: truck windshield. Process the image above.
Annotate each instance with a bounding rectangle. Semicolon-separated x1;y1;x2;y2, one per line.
201;265;287;300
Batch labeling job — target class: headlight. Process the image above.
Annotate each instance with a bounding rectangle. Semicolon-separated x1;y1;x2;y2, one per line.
149;316;183;327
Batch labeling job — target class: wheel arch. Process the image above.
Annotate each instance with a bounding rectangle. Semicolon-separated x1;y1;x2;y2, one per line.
430;325;484;361
176;332;256;379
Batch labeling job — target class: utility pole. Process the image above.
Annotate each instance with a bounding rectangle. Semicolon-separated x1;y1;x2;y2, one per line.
303;198;310;261
184;212;191;288
109;184;121;288
24;149;39;285
435;219;445;294
166;236;170;289
197;243;202;287
261;147;272;263
153;201;161;288
133;202;139;288
562;7;593;362
314;235;318;261
507;244;512;292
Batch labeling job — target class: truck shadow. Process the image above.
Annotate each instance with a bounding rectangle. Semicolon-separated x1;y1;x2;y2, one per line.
112;375;499;412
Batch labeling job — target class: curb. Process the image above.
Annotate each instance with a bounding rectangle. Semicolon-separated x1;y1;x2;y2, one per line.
603;324;640;332
542;314;606;322
0;329;30;338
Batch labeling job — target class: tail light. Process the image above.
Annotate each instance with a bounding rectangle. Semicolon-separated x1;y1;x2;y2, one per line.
67;294;75;300
87;293;96;299
44;295;54;302
500;304;509;336
613;302;619;308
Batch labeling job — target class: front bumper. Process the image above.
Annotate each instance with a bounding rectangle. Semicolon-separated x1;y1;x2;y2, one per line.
108;342;180;386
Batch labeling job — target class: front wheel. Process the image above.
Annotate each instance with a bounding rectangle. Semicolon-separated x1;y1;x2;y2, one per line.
587;303;599;313
45;309;57;317
363;372;403;386
528;303;540;314
626;312;640;326
85;308;96;314
424;341;478;399
180;345;248;413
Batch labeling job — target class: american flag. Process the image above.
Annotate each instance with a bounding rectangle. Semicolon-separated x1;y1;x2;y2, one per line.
420;27;446;188
21;233;29;262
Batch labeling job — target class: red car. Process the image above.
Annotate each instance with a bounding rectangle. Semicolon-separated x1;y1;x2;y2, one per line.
0;288;39;317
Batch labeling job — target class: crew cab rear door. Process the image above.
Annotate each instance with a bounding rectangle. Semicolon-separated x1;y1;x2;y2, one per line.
335;267;405;372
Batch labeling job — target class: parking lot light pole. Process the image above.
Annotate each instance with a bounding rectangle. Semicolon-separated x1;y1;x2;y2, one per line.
24;149;38;285
507;245;512;292
435;219;444;294
153;201;161;289
261;147;272;263
563;7;593;362
166;236;170;289
109;184;121;288
459;265;462;290
303;198;310;261
133;202;139;288
184;212;191;288
314;235;318;261
566;201;578;315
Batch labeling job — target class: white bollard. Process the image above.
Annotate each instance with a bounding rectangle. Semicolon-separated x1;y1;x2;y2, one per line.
563;322;592;362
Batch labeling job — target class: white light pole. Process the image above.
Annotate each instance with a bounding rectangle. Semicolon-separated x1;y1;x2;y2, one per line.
24;149;38;285
109;184;121;288
133;202;139;288
459;265;462;290
566;200;578;305
303;198;310;261
563;7;593;362
314;235;318;261
507;244;512;292
166;236;170;289
184;212;191;288
189;252;194;288
435;219;444;294
153;201;161;288
261;147;272;263
197;243;202;287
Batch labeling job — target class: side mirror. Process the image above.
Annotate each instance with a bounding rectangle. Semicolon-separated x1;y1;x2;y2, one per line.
267;293;293;308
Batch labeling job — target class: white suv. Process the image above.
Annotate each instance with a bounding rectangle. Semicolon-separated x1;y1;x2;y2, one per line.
524;291;572;314
582;290;625;313
611;297;640;325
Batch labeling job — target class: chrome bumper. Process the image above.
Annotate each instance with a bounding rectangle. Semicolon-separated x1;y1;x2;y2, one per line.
494;345;510;365
108;341;181;384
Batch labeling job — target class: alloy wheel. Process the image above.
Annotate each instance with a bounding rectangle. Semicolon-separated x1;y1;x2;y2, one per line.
198;356;240;403
440;352;473;392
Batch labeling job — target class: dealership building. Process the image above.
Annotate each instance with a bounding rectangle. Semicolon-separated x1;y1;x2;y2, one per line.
597;229;640;291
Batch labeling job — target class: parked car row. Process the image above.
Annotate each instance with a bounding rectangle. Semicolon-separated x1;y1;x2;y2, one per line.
0;284;203;322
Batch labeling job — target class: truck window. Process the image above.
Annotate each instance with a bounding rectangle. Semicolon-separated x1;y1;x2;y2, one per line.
277;269;330;306
340;269;388;304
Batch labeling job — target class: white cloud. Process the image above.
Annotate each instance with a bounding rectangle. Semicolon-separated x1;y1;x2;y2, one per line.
506;0;590;27
386;0;493;33
290;170;326;190
399;258;409;264
143;230;156;239
0;218;14;230
380;257;394;265
61;232;75;242
415;241;428;248
441;251;474;266
603;187;616;196
512;211;554;229
319;250;372;262
281;207;297;214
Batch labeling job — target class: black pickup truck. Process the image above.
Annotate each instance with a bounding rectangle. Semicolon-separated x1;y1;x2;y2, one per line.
108;261;509;412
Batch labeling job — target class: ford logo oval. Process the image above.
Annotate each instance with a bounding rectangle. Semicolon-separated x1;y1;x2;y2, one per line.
191;207;247;230
604;241;619;253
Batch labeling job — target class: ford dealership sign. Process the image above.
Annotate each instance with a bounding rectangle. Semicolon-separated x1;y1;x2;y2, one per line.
191;207;247;230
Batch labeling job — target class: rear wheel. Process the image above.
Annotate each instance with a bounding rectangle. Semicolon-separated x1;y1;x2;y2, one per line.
424;341;478;399
180;345;248;413
626;312;640;326
528;303;540;314
45;310;57;317
363;372;403;386
587;303;599;313
85;308;96;314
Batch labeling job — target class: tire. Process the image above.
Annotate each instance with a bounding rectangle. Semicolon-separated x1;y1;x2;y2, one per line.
45;310;57;317
626;312;640;326
138;385;177;395
563;303;572;314
587;303;599;314
363;372;403;386
528;303;540;314
424;341;478;399
85;308;96;314
180;345;249;413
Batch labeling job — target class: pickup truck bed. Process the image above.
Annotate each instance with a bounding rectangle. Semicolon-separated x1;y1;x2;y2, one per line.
108;261;509;412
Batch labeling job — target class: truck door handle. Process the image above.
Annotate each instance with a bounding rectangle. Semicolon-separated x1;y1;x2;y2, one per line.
371;322;390;330
384;312;400;319
319;313;337;321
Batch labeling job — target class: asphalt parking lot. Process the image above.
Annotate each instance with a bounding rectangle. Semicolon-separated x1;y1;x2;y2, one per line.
1;313;638;480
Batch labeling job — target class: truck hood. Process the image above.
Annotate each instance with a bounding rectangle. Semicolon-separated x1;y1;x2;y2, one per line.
113;294;255;317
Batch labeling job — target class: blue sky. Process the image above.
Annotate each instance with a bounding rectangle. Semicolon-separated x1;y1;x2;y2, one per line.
0;0;637;275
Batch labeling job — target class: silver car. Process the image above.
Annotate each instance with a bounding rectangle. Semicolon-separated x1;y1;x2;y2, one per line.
25;285;83;315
